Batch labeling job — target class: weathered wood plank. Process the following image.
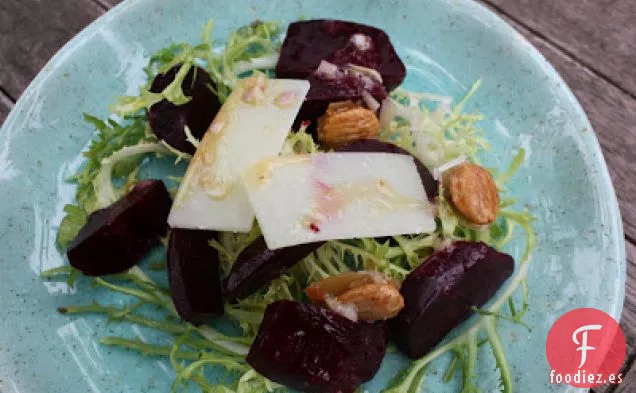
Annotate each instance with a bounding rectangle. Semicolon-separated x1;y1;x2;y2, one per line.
0;0;105;99
0;90;13;125
622;242;636;348
615;353;636;393
94;0;120;8
483;0;636;97
485;8;636;247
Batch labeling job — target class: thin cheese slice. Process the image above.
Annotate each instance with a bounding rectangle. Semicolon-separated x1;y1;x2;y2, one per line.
243;152;436;249
168;75;310;232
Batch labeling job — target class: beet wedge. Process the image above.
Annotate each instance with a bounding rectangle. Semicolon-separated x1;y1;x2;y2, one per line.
148;64;221;155
247;300;388;393
390;241;514;358
276;20;405;124
276;20;405;90
294;63;388;127
67;180;171;276
337;139;438;200
224;237;323;302
168;229;224;323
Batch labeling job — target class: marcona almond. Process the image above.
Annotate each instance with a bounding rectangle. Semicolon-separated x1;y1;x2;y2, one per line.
443;162;499;225
317;101;380;148
306;271;404;321
336;283;405;321
305;271;399;303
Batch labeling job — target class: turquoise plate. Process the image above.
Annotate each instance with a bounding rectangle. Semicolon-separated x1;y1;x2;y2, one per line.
0;0;625;392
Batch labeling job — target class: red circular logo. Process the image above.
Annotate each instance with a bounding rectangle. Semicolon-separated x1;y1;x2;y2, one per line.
546;308;626;388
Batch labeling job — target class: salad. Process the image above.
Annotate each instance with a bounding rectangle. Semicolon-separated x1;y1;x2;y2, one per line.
45;18;536;393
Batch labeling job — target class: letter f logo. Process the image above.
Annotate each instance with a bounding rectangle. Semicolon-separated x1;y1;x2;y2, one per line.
572;324;602;368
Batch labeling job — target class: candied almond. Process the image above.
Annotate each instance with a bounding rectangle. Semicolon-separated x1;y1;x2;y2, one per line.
305;271;398;303
336;283;405;321
443;163;499;225
317;101;380;148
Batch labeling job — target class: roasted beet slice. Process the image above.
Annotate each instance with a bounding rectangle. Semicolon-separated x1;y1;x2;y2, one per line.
338;139;438;200
276;20;405;125
295;62;388;125
168;229;223;323
67;180;171;276
247;300;388;393
224;237;323;302
148;64;221;155
276;20;406;90
390;241;514;358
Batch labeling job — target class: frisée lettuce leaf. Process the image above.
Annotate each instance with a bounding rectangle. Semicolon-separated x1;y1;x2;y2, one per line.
111;19;282;117
55;114;155;248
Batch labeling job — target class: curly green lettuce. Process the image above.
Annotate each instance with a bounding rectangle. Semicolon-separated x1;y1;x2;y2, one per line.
111;19;281;116
55;114;155;249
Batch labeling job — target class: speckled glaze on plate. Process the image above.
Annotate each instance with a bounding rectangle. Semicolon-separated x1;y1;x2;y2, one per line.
0;0;625;392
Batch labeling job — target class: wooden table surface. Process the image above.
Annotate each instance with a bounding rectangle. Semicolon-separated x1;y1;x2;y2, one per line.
0;0;634;391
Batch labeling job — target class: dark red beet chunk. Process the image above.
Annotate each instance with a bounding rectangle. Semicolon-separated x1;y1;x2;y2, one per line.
338;139;438;200
247;300;388;393
296;63;388;126
276;20;405;125
224;237;323;302
168;229;223;323
276;20;406;90
148;64;221;155
390;241;514;358
67;180;171;276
